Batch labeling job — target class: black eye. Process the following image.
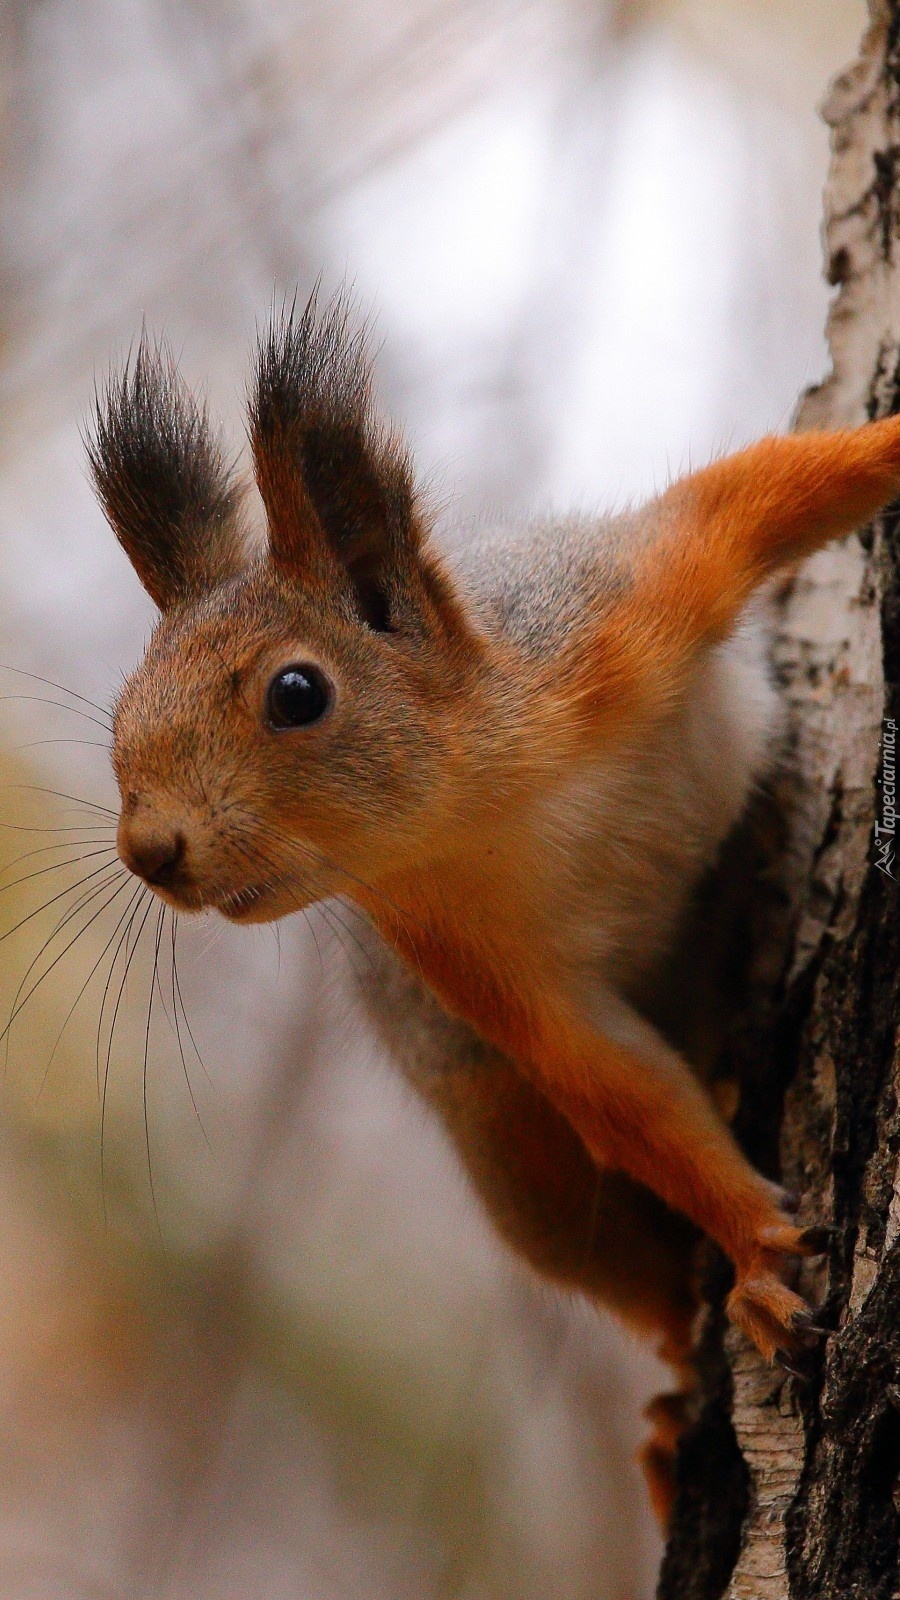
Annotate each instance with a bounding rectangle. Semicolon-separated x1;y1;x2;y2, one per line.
266;664;332;729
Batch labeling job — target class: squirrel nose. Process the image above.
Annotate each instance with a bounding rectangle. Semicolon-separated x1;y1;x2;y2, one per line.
119;819;186;887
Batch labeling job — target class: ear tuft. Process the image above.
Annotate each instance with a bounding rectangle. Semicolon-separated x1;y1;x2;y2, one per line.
87;336;244;610
252;289;372;452
249;290;419;622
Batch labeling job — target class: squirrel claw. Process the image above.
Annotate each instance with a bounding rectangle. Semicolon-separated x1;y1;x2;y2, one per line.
757;1219;834;1258
795;1224;835;1256
726;1272;812;1361
773;1347;813;1383
789;1306;831;1343
728;1209;833;1360
760;1179;800;1213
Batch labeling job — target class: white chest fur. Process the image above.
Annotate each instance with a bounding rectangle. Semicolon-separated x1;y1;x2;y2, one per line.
541;598;782;994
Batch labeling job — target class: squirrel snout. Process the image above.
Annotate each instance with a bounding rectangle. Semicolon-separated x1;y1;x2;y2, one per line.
118;816;187;888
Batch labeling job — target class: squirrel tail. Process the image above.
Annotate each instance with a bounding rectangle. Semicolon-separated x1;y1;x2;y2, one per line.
563;415;900;739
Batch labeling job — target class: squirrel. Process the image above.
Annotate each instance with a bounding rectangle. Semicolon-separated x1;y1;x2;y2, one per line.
86;292;900;1523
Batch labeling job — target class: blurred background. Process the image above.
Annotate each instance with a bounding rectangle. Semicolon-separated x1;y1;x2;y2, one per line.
0;2;865;1596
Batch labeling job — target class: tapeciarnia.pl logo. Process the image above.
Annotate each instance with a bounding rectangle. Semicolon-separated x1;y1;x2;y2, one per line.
875;717;897;879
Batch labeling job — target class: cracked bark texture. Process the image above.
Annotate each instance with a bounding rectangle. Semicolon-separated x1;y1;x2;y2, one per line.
659;6;900;1598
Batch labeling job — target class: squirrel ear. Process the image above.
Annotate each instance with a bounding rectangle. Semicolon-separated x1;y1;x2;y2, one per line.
87;337;245;610
249;293;420;629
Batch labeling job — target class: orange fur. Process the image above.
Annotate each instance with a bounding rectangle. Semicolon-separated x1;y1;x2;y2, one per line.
90;306;900;1524
368;893;813;1364
562;419;900;738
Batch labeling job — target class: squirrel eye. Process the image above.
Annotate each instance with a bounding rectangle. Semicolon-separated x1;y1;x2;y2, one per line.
266;664;332;730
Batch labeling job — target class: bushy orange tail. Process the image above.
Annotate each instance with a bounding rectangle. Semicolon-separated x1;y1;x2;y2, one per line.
565;417;900;737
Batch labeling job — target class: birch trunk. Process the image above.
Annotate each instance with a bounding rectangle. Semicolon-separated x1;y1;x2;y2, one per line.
660;6;900;1596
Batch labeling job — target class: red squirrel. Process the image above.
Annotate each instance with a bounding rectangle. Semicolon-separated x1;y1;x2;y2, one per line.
88;294;900;1521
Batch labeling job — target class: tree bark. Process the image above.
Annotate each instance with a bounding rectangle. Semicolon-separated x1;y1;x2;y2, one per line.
660;6;900;1597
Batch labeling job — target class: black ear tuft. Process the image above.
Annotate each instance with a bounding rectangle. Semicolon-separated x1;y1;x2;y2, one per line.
87;336;244;610
249;290;419;626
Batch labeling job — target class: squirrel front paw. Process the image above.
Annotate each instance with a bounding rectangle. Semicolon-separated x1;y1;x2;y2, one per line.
725;1213;831;1364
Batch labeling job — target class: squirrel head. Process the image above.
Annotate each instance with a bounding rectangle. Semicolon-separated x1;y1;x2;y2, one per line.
90;296;482;922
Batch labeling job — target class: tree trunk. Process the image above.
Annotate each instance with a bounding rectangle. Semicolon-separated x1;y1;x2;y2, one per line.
660;6;900;1597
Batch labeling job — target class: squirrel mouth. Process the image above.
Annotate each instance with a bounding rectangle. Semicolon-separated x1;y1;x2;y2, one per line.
215;883;272;918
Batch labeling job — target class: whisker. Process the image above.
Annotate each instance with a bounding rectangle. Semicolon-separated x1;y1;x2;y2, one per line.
163;911;211;1148
97;891;146;1088
221;835;374;987
0;822;116;837
142;906;165;1240
319;898;378;978
101;889;153;1221
225;827;380;978
243;824;431;994
14;738;111;752
3;870;127;1043
230;819;377;980
254;819;432;989
225;833;300;899
0;856;125;948
0;838;116;878
1;854;128;1076
171;919;213;1088
0;867;129;1050
313;899;359;973
35;876;140;1101
302;907;326;979
0;838;115;889
0;694;113;733
95;880;146;1099
4;866;126;1078
0;846;118;900
227;832;328;933
7;784;117;818
195;917;226;963
0;663;113;721
251;815;430;947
